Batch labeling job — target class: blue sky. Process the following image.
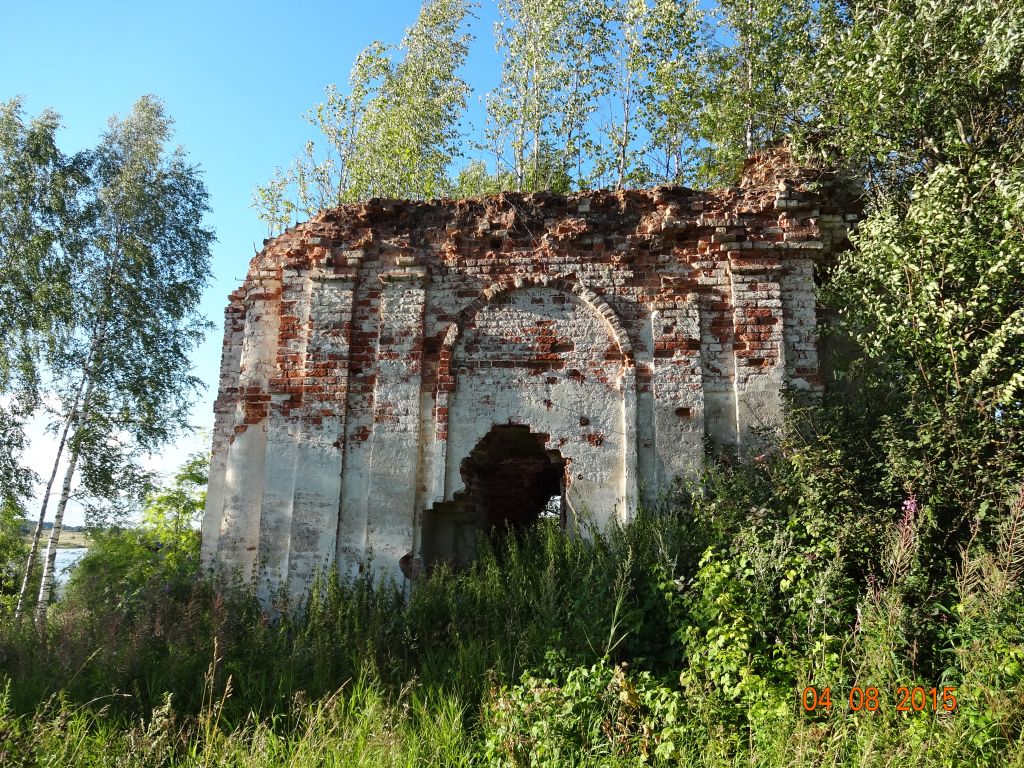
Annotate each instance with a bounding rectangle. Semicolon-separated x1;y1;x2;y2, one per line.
1;0;502;524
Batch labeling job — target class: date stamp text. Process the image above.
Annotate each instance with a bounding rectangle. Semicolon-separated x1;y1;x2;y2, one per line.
801;686;958;713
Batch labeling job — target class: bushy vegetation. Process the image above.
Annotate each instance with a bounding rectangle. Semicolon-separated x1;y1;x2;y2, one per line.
1;410;1022;765
0;498;27;614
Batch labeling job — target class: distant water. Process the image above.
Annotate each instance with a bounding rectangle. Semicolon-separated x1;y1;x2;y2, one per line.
53;547;88;586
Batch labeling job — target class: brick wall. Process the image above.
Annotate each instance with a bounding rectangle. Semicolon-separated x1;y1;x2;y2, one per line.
202;148;860;603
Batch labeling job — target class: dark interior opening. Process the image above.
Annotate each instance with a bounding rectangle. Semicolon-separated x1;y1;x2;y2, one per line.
421;424;566;571
462;424;565;530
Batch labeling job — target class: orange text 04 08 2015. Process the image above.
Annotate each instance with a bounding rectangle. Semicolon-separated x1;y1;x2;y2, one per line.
800;686;958;713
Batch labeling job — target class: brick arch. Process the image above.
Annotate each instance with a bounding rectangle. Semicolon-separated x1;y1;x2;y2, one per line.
436;275;633;394
427;274;640;530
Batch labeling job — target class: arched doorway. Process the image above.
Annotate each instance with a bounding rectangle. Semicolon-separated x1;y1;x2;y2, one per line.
422;424;567;569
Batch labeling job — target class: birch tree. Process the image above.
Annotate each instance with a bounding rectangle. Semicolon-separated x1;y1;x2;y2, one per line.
483;0;584;191
254;0;473;233
638;0;708;186
583;0;707;189
27;96;213;624
482;0;709;192
696;0;824;184
350;0;474;199
1;99;91;616
0;99;83;508
584;0;648;190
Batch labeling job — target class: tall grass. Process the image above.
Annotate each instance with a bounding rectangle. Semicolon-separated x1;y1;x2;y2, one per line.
0;474;1022;765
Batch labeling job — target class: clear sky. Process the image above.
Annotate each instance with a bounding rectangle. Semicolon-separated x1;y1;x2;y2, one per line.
1;0;503;525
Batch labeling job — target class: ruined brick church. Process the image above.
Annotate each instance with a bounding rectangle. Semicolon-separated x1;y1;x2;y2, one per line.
200;150;857;600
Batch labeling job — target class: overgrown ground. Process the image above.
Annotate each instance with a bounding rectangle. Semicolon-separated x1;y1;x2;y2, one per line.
2;414;1022;766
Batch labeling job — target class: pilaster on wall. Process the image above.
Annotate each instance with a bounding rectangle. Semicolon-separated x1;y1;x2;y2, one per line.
635;317;657;507
286;274;356;599
364;270;427;584
618;365;639;523
200;292;246;570
335;270;382;581
769;164;858;398
650;289;705;491
729;253;786;448
255;269;311;602
214;272;282;580
698;254;740;450
780;257;822;393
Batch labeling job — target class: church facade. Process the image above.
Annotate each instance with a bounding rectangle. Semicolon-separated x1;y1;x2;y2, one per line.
200;150;857;601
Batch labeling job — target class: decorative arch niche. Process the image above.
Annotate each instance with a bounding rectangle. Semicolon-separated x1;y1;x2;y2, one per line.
421;276;639;563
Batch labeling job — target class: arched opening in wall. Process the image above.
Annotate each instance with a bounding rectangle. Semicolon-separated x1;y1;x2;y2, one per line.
464;425;566;531
422;424;567;570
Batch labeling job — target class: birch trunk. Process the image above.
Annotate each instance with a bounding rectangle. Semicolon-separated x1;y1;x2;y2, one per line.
616;85;633;190
16;325;103;619
34;439;82;626
33;317;106;627
14;402;78;618
744;0;754;156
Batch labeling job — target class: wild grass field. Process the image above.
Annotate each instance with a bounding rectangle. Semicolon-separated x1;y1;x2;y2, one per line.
2;434;1022;766
21;529;89;549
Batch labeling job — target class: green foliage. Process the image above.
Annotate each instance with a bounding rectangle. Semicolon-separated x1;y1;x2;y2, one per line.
574;0;708;189
662;422;879;730
476;0;713;191
63;527;184;618
0;98;83;393
259;0;820;209
253;0;1020;203
0;676;475;768
0;98;84;505
806;0;1024;192
828;158;1024;540
2;430;1022;764
350;0;474;200
451;158;513;198
0;499;27;617
254;0;474;232
0;411;33;511
694;0;829;185
483;0;580;192
73;95;214;481
63;453;208;617
483;660;688;765
7;0;1024;763
632;0;708;186
139;452;207;565
17;95;215;620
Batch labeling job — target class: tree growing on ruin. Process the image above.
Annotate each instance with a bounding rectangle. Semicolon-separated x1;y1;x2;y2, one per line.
254;0;474;233
9;96;214;623
694;0;827;184
254;0;834;204
581;0;707;189
481;0;587;192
